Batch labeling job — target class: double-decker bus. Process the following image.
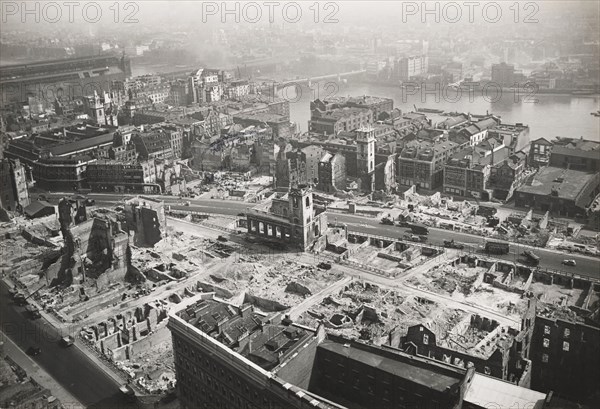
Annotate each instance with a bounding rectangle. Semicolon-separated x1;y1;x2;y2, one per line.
484;239;510;254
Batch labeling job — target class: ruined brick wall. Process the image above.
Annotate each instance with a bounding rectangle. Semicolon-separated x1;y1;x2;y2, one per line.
135;206;163;246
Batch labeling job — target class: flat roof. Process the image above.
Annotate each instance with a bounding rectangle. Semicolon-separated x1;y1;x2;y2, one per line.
318;340;463;393
464;373;546;409
516;167;598;199
48;132;114;156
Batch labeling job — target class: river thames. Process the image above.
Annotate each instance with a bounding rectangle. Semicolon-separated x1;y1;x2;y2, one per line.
281;81;600;142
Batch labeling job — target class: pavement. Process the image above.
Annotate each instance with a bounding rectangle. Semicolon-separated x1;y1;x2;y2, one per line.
0;280;133;408
0;330;84;409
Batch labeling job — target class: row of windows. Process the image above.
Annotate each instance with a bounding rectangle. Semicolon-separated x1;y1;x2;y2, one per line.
544;325;571;339
542;338;570;351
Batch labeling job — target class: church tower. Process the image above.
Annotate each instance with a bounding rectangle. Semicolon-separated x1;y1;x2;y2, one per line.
356;127;375;176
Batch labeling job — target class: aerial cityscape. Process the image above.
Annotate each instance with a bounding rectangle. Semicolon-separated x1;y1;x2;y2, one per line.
0;1;599;408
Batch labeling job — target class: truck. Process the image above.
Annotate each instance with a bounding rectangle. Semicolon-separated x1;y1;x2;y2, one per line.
522;250;540;266
408;223;429;235
444;240;464;250
484;240;510;254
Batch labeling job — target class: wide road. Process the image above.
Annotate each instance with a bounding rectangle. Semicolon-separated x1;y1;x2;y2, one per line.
0;281;136;408
38;193;599;278
331;213;599;278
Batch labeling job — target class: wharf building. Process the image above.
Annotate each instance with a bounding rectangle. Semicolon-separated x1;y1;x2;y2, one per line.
294;128;377;193
168;293;551;409
443;140;509;201
529;137;600;171
310;96;394;122
514;167;600;217
491;63;516;87
398;138;461;191
309;107;373;136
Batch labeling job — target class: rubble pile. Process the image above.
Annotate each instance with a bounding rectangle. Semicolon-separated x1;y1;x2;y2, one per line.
297;282;466;345
209;257;343;309
409;263;481;296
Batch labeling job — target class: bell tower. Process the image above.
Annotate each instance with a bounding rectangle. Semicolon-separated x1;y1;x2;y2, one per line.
288;185;313;226
356;127;375;176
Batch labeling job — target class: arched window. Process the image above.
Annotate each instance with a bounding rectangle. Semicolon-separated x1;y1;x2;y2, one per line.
305;196;310;207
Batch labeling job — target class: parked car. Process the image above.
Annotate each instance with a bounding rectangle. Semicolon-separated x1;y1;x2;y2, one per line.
317;262;332;270
217;235;228;242
443;240;464;249
61;336;75;347
26;346;41;356
562;259;576;266
404;234;426;242
84;198;95;206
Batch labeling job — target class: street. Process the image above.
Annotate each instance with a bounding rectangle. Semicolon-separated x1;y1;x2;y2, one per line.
0;280;134;408
37;192;600;278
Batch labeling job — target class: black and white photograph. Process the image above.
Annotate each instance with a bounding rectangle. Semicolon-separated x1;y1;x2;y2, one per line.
0;1;599;408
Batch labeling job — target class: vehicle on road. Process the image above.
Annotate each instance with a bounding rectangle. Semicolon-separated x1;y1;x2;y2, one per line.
84;198;95;206
317;262;332;270
522;250;540;266
380;216;394;225
60;336;75;347
217;235;228;242
396;220;410;228
408;223;429;235
484;239;510;254
444;240;464;249
562;259;577;266
26;305;41;319
26;346;41;356
404;234;426;242
120;384;135;401
237;212;246;217
13;293;27;306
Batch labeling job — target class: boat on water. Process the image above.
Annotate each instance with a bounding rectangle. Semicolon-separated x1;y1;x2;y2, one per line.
572;90;595;95
417;108;445;114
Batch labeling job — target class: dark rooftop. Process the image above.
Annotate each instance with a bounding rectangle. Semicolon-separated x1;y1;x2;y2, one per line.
178;299;311;370
517;167;599;201
318;339;465;393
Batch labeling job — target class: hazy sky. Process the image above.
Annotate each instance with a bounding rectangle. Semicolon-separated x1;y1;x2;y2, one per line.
1;1;597;34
